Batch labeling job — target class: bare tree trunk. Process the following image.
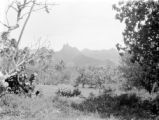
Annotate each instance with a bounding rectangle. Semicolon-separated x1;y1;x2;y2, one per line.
17;1;35;48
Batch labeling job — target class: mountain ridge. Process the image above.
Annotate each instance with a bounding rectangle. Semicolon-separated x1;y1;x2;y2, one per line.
53;44;120;66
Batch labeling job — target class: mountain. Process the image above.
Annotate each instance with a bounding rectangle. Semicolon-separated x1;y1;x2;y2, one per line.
73;54;114;66
81;48;120;64
54;44;80;63
53;44;120;67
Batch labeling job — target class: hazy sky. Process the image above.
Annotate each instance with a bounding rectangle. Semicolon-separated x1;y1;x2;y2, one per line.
0;0;124;51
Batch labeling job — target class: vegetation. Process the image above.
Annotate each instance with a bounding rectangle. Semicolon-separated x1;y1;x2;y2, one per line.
75;66;119;90
113;0;159;93
118;53;145;90
0;0;53;94
0;0;159;120
71;90;159;120
56;87;81;97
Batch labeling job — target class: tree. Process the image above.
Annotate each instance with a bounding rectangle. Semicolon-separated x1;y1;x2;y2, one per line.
118;52;146;90
75;68;87;88
0;0;54;92
75;66;106;89
113;0;159;92
93;68;104;89
26;47;55;84
55;60;65;71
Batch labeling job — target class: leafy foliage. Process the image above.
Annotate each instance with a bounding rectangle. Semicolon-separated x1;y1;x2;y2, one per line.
113;0;159;92
118;53;146;90
0;30;39;96
0;0;53;95
56;87;81;97
75;66;120;90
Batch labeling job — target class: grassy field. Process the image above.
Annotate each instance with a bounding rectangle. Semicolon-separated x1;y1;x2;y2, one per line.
37;84;101;97
0;84;158;120
0;84;120;120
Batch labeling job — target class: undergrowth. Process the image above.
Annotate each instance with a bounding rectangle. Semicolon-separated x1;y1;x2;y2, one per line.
71;91;159;120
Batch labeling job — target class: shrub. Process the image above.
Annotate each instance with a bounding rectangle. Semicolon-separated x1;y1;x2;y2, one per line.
56;87;81;97
116;93;140;108
2;73;37;97
73;88;81;96
71;92;157;119
150;96;159;114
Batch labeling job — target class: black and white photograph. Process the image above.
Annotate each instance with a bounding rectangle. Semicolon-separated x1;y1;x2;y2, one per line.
0;0;159;119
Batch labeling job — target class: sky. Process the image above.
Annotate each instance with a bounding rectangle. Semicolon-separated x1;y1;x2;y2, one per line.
0;0;125;51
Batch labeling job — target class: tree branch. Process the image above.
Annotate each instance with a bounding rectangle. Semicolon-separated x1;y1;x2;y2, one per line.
17;1;35;48
0;20;9;28
20;7;46;19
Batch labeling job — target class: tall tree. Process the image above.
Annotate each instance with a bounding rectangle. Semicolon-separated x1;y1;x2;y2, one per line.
113;0;159;92
0;0;54;88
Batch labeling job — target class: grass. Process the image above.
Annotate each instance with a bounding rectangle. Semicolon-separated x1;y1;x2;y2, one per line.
0;85;119;120
71;90;159;120
0;84;159;120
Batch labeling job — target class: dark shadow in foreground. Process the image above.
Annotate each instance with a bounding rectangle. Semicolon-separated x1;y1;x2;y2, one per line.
71;91;159;120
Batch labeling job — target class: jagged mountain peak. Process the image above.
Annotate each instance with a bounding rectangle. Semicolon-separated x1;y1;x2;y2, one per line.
61;44;79;53
54;44;120;66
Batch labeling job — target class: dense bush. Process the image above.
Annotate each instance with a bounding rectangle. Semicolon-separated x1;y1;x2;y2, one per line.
71;91;158;120
2;73;38;97
56;87;81;97
118;53;146;91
